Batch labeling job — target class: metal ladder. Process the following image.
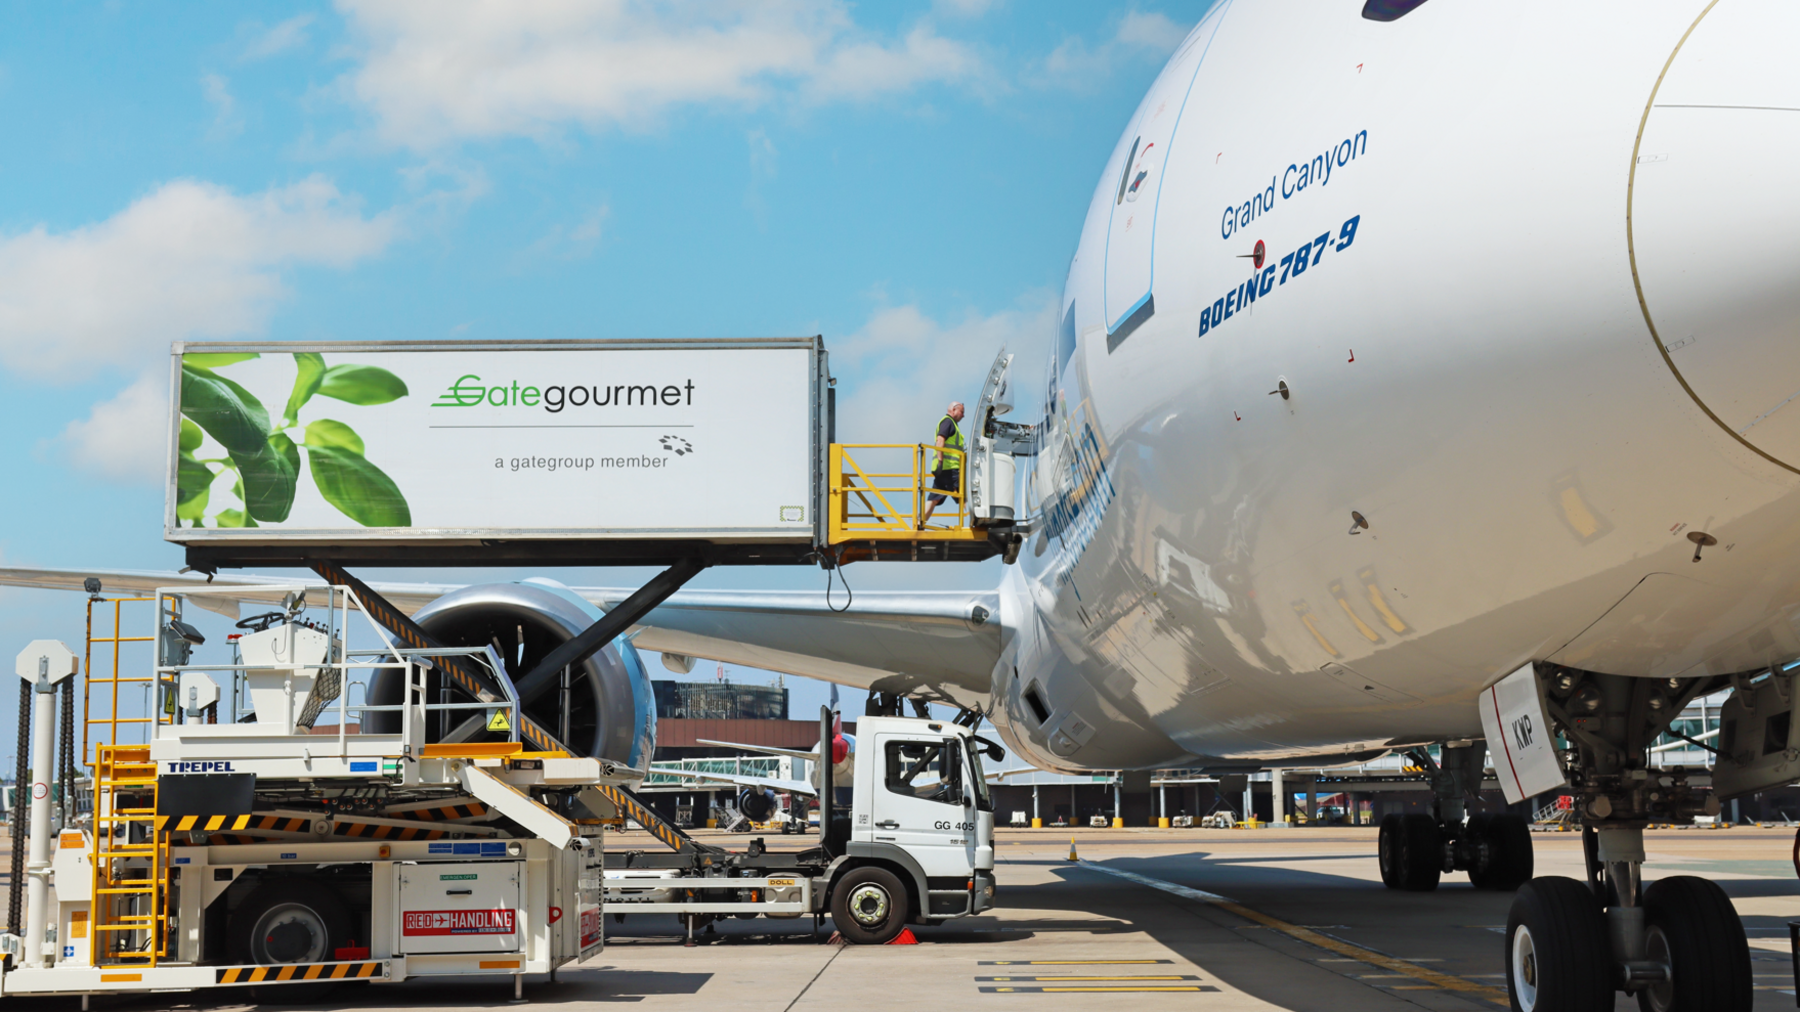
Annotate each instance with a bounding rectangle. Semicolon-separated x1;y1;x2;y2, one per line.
83;595;158;766
90;745;168;966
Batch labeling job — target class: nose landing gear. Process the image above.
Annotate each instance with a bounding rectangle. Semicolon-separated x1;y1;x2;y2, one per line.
1502;664;1749;1012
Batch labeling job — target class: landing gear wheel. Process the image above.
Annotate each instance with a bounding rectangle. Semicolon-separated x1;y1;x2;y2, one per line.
1468;813;1533;891
1398;812;1442;891
831;866;909;944
1636;876;1752;1012
1505;876;1611;1012
1378;814;1403;888
1465;813;1495;888
227;878;353;1003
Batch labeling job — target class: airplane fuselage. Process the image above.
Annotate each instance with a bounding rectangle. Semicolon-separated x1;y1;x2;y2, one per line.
991;0;1800;772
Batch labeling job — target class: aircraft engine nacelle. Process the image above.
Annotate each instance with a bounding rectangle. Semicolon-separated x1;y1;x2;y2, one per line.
364;579;655;770
738;788;778;822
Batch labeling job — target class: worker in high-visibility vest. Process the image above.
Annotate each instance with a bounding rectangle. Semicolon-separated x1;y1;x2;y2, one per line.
920;401;966;528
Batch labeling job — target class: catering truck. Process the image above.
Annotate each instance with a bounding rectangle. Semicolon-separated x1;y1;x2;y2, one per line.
603;710;1002;945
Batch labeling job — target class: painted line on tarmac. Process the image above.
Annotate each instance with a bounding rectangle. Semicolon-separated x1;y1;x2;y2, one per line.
1077;860;1509;1004
980;959;1174;965
986;979;1224;986
979;950;1173;957
977;975;1202;982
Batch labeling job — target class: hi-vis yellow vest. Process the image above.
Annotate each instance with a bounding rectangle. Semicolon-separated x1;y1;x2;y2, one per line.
935;414;965;470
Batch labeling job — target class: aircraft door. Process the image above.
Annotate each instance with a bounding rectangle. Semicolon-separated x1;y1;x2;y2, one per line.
1102;26;1213;349
871;734;974;877
969;348;1020;525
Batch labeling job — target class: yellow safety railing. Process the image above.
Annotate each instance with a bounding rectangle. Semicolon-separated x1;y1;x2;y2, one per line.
828;444;987;544
85;596;158;766
91;745;169;966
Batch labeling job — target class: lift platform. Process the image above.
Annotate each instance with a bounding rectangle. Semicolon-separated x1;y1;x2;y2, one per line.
0;582;630;1001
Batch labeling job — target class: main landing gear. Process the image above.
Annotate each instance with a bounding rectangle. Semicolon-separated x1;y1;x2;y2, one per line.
1378;742;1533;892
1503;664;1747;1012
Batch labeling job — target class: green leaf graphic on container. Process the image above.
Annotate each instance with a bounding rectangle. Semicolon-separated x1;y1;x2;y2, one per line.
179;352;411;528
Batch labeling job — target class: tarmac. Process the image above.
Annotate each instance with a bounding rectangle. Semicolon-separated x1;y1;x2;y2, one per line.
8;823;1800;1010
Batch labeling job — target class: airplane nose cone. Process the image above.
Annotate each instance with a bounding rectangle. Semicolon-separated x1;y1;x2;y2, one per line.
1631;0;1800;470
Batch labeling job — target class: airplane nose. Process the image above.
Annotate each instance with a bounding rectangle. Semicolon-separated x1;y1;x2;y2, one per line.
1630;0;1800;470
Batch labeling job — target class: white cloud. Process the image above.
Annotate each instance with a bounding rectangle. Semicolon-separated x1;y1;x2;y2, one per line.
335;0;988;148
241;14;315;61
832;292;1057;446
201;73;243;138
58;375;169;483
0;176;396;381
1040;9;1192;87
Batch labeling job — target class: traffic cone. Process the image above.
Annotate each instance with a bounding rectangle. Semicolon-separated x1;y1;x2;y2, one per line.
886;928;919;945
1068;838;1078;862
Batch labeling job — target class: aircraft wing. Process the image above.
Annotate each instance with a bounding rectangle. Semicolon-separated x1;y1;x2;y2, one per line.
0;567;1004;707
0;566;457;620
586;588;1003;710
648;767;816;796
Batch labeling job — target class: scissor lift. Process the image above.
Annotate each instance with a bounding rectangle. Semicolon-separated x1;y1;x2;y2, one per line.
0;582;634;1003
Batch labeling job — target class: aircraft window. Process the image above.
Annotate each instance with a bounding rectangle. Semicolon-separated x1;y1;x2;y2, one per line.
1022;684;1051;725
1361;0;1430;20
1115;137;1140;205
884;739;963;807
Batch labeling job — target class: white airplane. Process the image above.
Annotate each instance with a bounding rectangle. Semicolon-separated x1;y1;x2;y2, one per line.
8;1;1793;1006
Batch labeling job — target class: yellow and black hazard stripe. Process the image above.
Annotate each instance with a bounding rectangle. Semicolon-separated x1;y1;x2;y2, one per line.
385;801;487;822
155;814;255;833
176;814;312;834
216;960;383;984
332;822;447;841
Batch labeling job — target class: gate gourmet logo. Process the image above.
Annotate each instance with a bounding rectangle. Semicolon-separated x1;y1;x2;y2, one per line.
433;374;694;412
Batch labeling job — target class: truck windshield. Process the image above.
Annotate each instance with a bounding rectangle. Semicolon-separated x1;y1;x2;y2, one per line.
966;737;993;813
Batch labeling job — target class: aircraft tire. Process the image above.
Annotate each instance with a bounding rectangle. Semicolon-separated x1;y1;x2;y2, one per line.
1485;813;1534;891
1377;814;1404;889
1505;876;1611;1012
1465;813;1495;889
1635;876;1751;1012
831;866;909;944
1398;813;1442;891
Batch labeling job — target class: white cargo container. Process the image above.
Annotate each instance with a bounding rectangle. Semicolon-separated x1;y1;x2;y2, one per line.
165;339;829;551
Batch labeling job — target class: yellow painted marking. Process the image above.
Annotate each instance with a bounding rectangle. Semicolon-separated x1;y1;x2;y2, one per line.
982;976;1196;982
1358;568;1411;634
205;815;226;831
304;963;326;979
1216;901;1503;1000
277;964;299;981
1330;581;1383;643
1559;487;1601;539
1082;861;1507;1003
1292;604;1342;657
357;962;379;978
176;815;198;831
330;963;351;978
100;973;142;982
981;960;1174;965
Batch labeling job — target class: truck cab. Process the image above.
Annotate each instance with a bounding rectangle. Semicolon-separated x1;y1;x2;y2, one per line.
830;716;997;942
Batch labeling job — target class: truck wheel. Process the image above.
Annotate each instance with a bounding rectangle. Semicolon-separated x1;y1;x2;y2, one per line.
228;878;353;1002
831;866;908;944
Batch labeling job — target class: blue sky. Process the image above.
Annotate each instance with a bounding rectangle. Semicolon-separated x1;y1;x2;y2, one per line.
0;1;1207;748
